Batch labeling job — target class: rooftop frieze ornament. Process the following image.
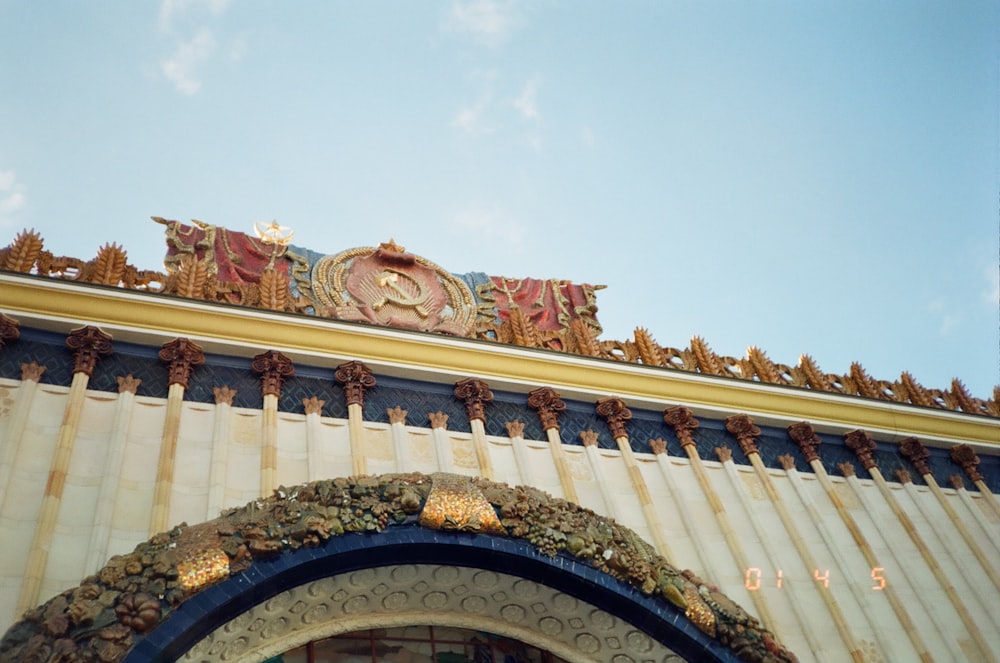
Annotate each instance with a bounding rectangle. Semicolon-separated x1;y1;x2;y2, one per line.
595;396;632;439
844;430;878;470
724;414;761;456
252;350;295;397
787;421;822;463
66;326;113;377
334;360;376;407
898;437;931;476
0;312;19;349
453;378;494;422
527;387;566;431
663;406;700;448
950;444;983;483
158;338;205;388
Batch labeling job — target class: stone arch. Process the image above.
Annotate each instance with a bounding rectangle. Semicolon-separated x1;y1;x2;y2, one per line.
0;473;796;663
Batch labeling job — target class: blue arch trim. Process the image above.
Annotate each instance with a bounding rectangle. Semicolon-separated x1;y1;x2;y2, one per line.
124;526;737;663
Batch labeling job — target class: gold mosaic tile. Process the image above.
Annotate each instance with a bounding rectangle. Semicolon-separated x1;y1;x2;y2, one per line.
178;548;230;592
419;472;506;535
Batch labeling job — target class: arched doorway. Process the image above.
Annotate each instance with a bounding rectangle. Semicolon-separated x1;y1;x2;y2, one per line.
0;474;795;663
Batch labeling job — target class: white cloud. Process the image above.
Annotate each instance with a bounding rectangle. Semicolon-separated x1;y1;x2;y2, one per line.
581;126;595;148
162;28;217;95
229;35;247;61
984;264;1000;306
159;0;230;33
445;0;518;46
513;75;541;120
452;204;526;250
0;170;26;226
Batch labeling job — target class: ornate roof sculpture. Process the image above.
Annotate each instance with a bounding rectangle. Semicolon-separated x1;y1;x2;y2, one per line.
0;222;997;418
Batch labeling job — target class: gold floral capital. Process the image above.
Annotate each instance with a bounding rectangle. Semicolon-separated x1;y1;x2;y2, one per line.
580;430;599;448
252;350;295;398
20;361;45;382
117;375;142;394
303;396;326;416
454;378;493;423
663;406;699;448
0;312;19;349
649;438;667;455
527;387;565;431
428;411;449;429
387;406;407;424
158;338;205;388
213;386;237;405
725;414;760;456
505;420;525;438
787;421;821;463
899;437;931;476
838;462;857;478
66;326;113;377
844;430;878;470
715;446;733;463
895;469;912;484
596;396;632;440
950;444;983;483
335;360;376;407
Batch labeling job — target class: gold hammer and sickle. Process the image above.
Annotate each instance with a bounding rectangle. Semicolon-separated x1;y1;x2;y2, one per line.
374;269;431;317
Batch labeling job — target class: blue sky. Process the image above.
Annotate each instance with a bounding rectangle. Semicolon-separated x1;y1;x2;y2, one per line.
1;1;998;398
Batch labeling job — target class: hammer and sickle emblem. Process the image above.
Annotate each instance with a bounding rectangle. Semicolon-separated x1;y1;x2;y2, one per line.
374;269;431;317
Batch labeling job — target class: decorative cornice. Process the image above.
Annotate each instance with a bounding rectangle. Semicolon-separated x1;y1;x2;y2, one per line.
303;396;325;416
0;311;19;348
20;361;45;382
898;437;931;476
158;337;205;388
386;406;407;424
454;378;494;423
580;430;599;448
334;360;376;407
213;386;237;406
844;430;878;470
505;420;525;438
116;374;142;394
950;444;984;483
2;275;997;444
527;387;565;432
649;438;667;455
252;350;295;398
428;411;449;430
787;421;821;463
65;325;113;377
663;406;700;448
595;396;632;439
725;414;760;456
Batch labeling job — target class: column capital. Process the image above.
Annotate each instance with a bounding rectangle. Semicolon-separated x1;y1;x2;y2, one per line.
66;326;113;377
527;387;566;431
844;430;878;470
899;437;931;476
213;386;237;405
158;338;205;388
505;420;526;438
252;350;295;398
454;378;493;422
580;430;599;448
950;444;983;483
787;421;822;463
387;406;407;424
334;360;376;407
116;374;142;394
725;414;760;456
595;396;631;440
663;406;700;448
0;312;20;349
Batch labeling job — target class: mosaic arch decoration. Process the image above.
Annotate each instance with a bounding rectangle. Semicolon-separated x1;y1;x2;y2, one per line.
0;473;797;663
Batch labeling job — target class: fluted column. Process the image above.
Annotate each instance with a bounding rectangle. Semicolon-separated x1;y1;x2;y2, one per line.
787;423;934;662
527;387;578;502
950;444;1000;519
845;430;996;661
18;325;112;614
387;406;408;472
579;430;619;520
663;406;781;640
454;378;495;480
505;420;534;486
253;350;294;493
948;474;1000;553
0;361;45;512
649;437;711;575
727;414;861;662
335;360;375;477
428;411;454;473
85;375;141;574
207;386;236;517
899;437;1000;599
303;396;326;481
150;338;205;534
596;396;671;559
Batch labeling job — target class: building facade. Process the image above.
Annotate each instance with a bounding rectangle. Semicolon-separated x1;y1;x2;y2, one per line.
0;223;997;662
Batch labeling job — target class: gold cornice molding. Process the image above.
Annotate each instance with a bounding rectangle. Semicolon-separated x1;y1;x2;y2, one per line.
2;273;997;447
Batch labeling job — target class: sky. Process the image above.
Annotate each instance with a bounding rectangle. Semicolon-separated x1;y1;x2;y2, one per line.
0;1;998;399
